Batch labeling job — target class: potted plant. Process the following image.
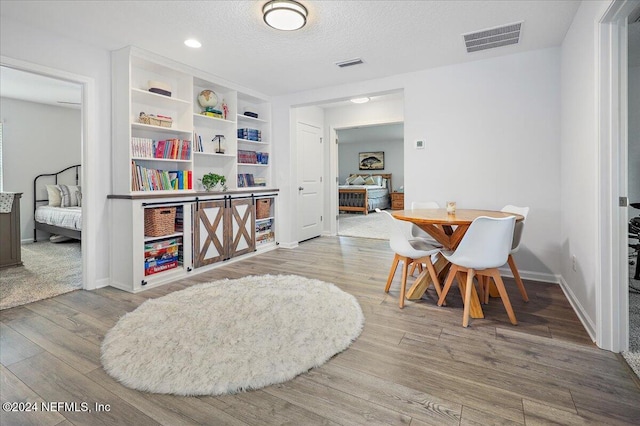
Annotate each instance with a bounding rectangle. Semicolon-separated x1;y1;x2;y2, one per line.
199;173;227;192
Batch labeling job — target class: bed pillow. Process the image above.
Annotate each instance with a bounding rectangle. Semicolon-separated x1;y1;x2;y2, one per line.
345;174;358;185
46;185;62;207
372;175;383;186
60;184;80;207
364;176;376;185
351;175;366;185
77;189;82;207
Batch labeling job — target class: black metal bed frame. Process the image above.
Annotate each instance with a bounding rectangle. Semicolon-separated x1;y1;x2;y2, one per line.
33;164;82;242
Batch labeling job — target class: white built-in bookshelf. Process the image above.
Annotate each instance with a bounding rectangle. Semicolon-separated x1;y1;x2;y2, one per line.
112;46;273;194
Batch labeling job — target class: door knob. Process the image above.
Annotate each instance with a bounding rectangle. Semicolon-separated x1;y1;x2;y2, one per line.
298;186;304;191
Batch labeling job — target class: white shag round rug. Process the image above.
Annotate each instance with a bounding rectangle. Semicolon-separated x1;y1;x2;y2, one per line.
101;274;364;396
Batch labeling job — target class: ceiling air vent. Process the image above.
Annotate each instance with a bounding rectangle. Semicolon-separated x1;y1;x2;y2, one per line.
463;21;522;53
335;58;364;68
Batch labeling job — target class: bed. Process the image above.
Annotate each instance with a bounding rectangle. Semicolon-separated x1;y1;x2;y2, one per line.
338;173;392;215
33;164;82;241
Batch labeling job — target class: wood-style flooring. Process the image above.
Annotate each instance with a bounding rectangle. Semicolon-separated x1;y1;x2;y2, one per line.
1;236;639;425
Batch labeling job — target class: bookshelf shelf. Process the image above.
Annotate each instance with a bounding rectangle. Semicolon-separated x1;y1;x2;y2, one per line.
237;138;269;145
237;163;269;167
237;114;268;124
193;113;236;125
132;88;191;107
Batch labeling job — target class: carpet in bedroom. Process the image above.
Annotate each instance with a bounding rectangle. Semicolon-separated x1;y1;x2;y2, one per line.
0;240;82;310
338;211;389;240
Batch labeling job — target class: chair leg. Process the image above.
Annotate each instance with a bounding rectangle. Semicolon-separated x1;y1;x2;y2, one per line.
438;265;458;306
399;257;410;309
462;269;475;328
410;262;418;276
507;255;529;302
477;276;485;304
489;269;517;325
385;254;400;293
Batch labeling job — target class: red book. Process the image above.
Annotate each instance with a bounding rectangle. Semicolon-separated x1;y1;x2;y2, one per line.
145;260;178;276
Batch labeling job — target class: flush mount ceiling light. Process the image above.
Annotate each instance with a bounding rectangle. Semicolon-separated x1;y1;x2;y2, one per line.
184;39;202;48
350;97;370;104
263;0;308;31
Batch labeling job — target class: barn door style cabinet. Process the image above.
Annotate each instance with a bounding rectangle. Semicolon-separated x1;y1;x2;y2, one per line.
109;191;277;293
193;196;255;267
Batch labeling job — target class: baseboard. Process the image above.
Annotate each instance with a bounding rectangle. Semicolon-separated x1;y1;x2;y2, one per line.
558;275;597;342
278;241;298;249
94;277;110;289
497;266;560;284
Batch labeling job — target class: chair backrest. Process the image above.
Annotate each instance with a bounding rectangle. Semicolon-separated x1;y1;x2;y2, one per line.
411;201;440;210
410;202;440;239
450;216;516;269
376;208;431;258
501;205;529;251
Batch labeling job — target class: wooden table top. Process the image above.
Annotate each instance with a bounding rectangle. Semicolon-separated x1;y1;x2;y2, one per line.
392;208;524;225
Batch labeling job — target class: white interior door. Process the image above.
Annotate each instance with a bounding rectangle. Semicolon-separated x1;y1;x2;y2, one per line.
297;122;323;242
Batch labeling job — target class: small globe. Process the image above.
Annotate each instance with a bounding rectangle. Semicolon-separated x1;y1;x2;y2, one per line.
198;90;218;109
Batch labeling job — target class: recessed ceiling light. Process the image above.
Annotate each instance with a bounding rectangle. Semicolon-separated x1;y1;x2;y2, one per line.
184;39;202;48
263;0;308;31
350;97;370;104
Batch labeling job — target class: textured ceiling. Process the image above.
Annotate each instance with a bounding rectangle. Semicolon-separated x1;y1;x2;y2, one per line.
0;1;582;96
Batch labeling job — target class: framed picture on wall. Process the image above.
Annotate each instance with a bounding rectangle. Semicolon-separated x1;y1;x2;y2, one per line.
359;151;384;170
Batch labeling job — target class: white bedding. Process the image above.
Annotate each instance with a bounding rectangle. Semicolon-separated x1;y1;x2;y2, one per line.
35;206;82;231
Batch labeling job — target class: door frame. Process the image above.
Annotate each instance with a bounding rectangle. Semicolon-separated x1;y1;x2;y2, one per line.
596;0;637;352
0;56;97;290
329;119;404;236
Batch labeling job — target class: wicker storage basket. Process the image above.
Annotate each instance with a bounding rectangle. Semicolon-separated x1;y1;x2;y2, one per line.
144;207;176;237
138;113;173;128
256;199;271;219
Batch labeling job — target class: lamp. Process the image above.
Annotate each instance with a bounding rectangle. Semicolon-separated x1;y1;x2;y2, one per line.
263;0;308;31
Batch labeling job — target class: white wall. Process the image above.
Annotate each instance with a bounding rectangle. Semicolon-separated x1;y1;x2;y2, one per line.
629;66;640;206
337;139;404;190
559;0;612;337
1;17;112;286
0;97;81;241
274;47;562;282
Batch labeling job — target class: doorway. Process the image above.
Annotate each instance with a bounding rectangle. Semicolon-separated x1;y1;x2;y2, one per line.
336;122;404;240
0;66;83;308
0;55;96;295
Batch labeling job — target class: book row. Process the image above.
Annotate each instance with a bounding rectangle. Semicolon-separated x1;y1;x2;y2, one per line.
237;174;267;188
131;137;191;160
131;162;193;191
238;150;269;164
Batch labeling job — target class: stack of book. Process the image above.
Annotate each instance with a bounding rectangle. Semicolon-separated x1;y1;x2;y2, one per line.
238;128;262;141
131;162;193;191
256;152;269;165
152;139;191;160
237;150;258;164
144;237;181;276
237;173;255;187
132;138;191;159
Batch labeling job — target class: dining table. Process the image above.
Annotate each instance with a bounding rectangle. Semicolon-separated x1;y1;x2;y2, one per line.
391;208;524;318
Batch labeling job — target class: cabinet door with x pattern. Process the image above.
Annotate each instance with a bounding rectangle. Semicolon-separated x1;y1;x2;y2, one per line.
227;198;255;258
194;199;226;267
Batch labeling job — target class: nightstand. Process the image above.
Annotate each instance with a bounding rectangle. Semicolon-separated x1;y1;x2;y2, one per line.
391;192;404;210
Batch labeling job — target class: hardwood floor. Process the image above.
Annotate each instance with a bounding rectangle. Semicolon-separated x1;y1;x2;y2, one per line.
1;236;639;425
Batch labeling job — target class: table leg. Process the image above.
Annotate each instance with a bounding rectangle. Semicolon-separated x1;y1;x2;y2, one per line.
406;255;449;300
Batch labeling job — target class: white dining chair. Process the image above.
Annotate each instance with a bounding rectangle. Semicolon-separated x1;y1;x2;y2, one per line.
436;215;517;327
376;208;443;308
501;205;530;302
408;201;442;276
410;201;440;241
